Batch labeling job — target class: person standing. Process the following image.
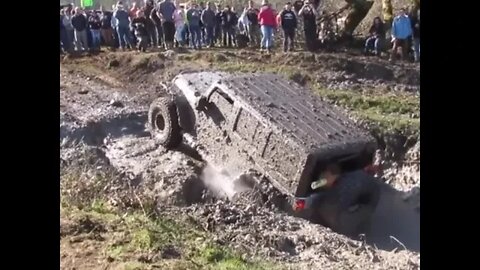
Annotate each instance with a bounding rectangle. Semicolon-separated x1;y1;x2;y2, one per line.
131;10;149;52
279;2;297;52
60;10;72;53
158;0;177;50
257;0;277;52
186;3;202;49
245;0;260;47
173;3;186;46
201;2;216;48
100;9;114;47
71;7;89;51
410;10;420;62
62;8;75;50
113;2;133;50
144;0;158;48
214;4;223;46
88;12;102;51
298;0;318;52
389;8;412;62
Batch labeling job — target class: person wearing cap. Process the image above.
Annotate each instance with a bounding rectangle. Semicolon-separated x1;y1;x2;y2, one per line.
389;8;412;62
278;2;297;53
298;0;318;52
258;0;277;52
114;2;133;50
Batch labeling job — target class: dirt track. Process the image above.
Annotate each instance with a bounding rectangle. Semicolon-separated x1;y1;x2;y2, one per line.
60;50;420;269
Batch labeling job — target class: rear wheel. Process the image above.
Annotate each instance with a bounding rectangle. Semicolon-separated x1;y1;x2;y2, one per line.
148;97;182;149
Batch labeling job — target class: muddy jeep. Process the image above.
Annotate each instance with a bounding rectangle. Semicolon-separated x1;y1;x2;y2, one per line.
148;71;380;236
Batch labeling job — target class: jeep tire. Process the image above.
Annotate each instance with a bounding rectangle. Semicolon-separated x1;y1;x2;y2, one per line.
148;97;182;149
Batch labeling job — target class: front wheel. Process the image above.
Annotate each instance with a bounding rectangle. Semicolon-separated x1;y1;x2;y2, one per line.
148;97;182;149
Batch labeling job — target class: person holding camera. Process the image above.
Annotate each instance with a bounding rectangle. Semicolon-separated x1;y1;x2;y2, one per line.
298;0;318;52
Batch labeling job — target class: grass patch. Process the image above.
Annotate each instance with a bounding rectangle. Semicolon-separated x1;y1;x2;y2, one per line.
61;161;281;270
217;61;299;76
314;87;419;133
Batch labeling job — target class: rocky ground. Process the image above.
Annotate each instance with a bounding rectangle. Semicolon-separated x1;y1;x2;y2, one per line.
60;47;420;270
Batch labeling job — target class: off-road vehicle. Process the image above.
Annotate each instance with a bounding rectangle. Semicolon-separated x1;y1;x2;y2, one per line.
148;71;380;236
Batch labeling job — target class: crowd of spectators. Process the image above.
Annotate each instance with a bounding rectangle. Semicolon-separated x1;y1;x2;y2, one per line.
60;0;420;62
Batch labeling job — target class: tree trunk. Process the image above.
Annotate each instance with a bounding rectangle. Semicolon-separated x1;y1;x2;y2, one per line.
342;0;374;38
409;0;420;18
382;0;393;36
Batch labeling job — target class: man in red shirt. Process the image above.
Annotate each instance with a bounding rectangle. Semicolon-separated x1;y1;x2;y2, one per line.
129;2;140;18
257;0;277;52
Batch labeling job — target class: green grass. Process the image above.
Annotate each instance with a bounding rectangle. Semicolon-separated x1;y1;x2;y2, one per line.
314;87;419;133
217;61;299;75
60;164;281;270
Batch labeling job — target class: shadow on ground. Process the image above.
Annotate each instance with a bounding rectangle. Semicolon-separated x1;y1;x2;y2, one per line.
366;182;420;252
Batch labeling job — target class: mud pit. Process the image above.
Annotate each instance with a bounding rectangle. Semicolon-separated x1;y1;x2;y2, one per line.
60;53;420;268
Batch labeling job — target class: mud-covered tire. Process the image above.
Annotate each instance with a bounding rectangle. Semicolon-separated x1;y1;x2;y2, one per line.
313;171;380;236
148;97;182;149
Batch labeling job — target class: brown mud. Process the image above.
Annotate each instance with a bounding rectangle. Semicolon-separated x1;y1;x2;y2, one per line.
60;49;420;269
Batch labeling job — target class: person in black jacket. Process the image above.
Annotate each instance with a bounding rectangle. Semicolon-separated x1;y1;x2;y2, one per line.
245;0;260;47
364;17;385;56
100;9;114;47
71;7;89;51
144;0;157;48
131;10;149;52
279;2;297;52
150;3;163;48
298;0;318;52
214;4;223;46
221;6;237;47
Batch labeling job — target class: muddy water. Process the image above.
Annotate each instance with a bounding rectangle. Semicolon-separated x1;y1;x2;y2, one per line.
368;183;420;252
61;109;419;252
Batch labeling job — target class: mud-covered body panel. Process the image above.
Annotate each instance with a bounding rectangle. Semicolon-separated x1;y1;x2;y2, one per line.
171;71;376;195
